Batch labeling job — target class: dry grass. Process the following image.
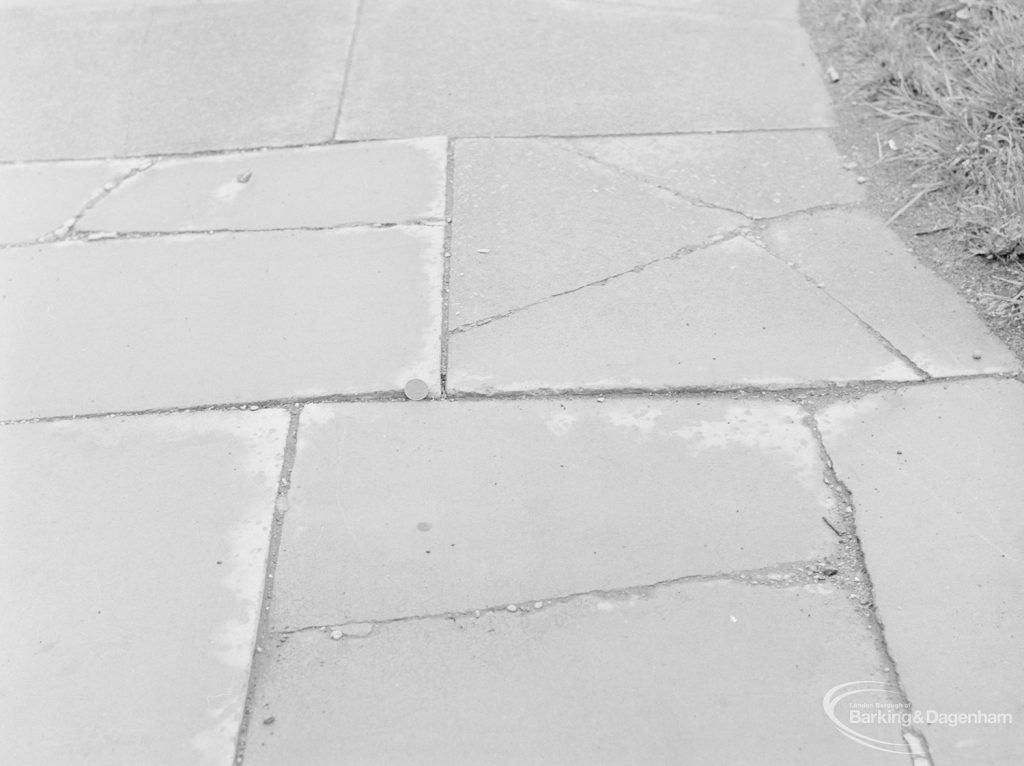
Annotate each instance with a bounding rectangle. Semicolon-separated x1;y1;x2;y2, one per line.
835;0;1024;276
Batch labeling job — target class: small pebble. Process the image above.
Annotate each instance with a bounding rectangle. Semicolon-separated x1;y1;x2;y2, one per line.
972;351;983;360
476;248;490;254
595;397;605;403
533;602;543;609
856;176;868;184
506;604;518;612
330;629;343;640
237;171;253;183
263;716;275;725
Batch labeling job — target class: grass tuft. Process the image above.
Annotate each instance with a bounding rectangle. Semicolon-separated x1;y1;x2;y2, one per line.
835;0;1024;260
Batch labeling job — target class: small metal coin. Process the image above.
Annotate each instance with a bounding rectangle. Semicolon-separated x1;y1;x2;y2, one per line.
404;378;429;401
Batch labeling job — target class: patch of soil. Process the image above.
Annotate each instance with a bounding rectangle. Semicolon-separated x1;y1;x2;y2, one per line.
800;0;1024;363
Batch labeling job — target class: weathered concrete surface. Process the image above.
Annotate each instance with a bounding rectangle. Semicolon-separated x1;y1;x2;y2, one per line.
0;160;137;244
819;379;1024;764
449;139;745;325
0;0;357;160
447;237;918;394
246;582;897;765
0;410;287;765
336;0;832;139
81;138;447;233
565;131;864;218
270;398;835;629
0;227;442;419
763;209;1019;376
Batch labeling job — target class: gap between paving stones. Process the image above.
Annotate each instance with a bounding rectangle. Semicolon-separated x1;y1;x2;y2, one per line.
234;405;302;766
0;126;839;167
440;137;456;397
1;373;1018;427
804;402;935;762
745;230;932;380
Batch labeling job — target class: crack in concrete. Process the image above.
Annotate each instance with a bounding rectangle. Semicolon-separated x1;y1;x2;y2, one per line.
233;404;302;765
332;0;366;139
804;406;936;765
449;230;748;334
747;231;932;380
275;559;844;636
439;137;455;398
34;159;156;245
2;373;1016;426
542;138;755;220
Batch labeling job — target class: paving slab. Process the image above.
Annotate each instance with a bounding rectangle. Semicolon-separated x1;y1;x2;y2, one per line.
271;398;834;628
246;581;897;765
0;227;442;419
80;138;447;233
336;0;832;139
565;130;864;218
0;160;140;244
0;409;287;765
450;139;745;325
818;379;1024;764
447;236;918;394
762;209;1019;376
0;0;357;160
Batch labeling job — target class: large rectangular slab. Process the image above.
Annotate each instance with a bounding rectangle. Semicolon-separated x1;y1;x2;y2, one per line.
0;227;442;419
80;139;447;233
818;379;1024;764
336;0;832;138
0;0;357;159
246;582;898;765
0;410;287;765
270;398;835;629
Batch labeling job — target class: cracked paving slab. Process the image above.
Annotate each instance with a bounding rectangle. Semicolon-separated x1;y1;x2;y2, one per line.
563;130;864;218
335;0;832;139
449;138;745;326
0;0;358;160
761;208;1019;376
269;398;836;629
245;581;898;765
447;236;919;395
79;138;447;234
0;159;146;245
0;409;287;766
0;227;442;420
818;378;1024;765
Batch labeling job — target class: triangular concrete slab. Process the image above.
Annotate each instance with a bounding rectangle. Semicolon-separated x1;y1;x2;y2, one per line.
448;237;919;393
450;138;746;326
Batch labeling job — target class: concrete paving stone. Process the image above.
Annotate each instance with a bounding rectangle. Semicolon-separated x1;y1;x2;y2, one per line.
565;130;864;218
246;581;898;765
270;398;835;628
0;0;357;160
762;209;1019;377
818;379;1024;764
0;160;138;244
447;236;919;394
0;409;287;765
588;0;799;20
335;0;832;139
450;139;746;325
80;138;447;234
0;227;442;419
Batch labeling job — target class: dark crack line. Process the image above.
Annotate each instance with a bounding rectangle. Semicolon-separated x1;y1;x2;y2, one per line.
277;559;836;634
803;406;935;764
332;0;366;139
233;405;302;765
449;230;747;334
748;232;932;380
2;373;1016;426
543;138;754;219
